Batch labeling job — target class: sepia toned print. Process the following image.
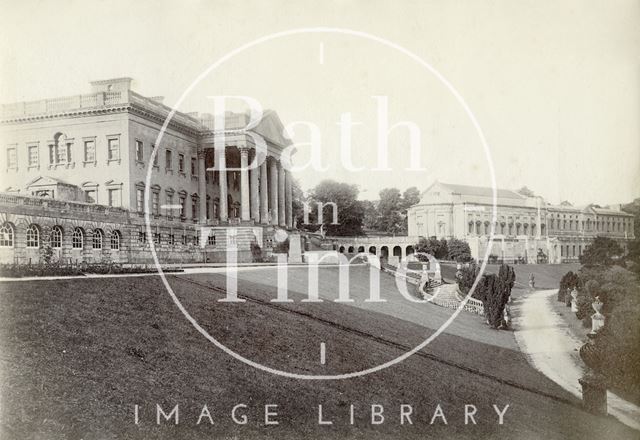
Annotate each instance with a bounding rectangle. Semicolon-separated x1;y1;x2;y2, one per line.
0;1;638;439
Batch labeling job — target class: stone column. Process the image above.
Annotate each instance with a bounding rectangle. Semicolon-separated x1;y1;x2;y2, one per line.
198;149;207;224
250;150;260;222
278;161;286;227
217;147;228;222
269;158;279;225
285;170;293;229
239;147;250;222
260;158;269;224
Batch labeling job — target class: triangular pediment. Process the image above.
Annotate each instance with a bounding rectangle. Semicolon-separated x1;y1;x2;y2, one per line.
252;109;292;148
26;175;70;188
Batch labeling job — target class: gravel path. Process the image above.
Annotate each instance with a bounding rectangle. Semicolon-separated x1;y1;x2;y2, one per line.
514;288;640;431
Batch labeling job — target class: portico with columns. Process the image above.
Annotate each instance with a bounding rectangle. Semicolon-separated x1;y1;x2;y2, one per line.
196;110;295;229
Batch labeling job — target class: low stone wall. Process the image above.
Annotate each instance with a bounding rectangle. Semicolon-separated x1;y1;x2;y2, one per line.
0;193;264;265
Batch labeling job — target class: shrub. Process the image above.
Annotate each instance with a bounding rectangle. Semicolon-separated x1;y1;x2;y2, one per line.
250;242;264;263
448;238;472;262
273;238;289;254
579;266;640;398
557;270;579;302
458;263;515;329
579;236;623;267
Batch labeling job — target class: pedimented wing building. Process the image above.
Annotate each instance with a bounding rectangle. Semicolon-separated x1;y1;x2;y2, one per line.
407;181;635;263
0;78;294;264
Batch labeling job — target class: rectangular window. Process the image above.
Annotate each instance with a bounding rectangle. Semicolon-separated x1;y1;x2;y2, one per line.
135;140;144;162
7;146;17;169
165;150;172;169
168;234;175;245
108;188;121;207
166;193;174;216
108;137;120;160
138;231;146;243
28;145;38;167
85;189;97;204
179;196;186;216
191;157;197;176
152;145;158;167
136;188;144;212
192;201;197;220
178;154;185;173
152;191;159;216
56;143;67;163
84;140;96;162
153;233;160;244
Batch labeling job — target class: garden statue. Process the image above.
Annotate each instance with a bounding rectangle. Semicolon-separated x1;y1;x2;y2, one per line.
501;304;511;329
590;296;605;335
528;272;535;289
571;288;579;313
455;263;463;280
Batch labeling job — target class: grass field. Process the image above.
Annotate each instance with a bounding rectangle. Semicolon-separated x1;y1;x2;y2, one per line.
0;266;635;439
441;262;581;289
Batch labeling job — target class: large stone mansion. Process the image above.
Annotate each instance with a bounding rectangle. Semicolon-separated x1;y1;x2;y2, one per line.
0;77;294;264
407;181;635;263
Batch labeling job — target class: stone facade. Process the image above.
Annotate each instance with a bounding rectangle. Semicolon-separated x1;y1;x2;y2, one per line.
0;77;293;265
407;181;635;264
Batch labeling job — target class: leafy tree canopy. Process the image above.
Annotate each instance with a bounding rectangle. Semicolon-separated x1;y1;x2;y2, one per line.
579;236;624;267
307;179;364;236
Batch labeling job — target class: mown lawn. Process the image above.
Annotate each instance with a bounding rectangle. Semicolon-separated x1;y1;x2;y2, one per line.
0;271;636;439
441;262;581;289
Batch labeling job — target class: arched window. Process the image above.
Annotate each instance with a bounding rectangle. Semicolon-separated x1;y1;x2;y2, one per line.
72;228;84;249
0;223;14;247
93;229;104;249
26;224;40;248
111;230;121;250
51;226;63;248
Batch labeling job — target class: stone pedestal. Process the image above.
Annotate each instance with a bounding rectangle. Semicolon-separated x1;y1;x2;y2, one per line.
288;233;303;264
579;374;608;415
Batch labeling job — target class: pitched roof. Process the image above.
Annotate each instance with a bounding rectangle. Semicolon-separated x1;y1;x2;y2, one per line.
436;182;525;200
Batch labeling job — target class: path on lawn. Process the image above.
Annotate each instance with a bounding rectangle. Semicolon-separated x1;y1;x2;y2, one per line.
514;288;640;431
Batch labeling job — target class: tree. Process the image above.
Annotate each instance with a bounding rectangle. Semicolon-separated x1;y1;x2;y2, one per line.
291;178;305;229
448;238;472;262
517;186;535;197
307;180;364;236
361;200;379;231
375;188;405;235
415;236;448;260
376;188;403;230
622;197;640;238
458;263;515;328
579;236;624;267
401;187;421;209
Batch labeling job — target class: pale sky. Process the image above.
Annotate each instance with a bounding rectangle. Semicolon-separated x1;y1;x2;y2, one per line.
1;0;638;205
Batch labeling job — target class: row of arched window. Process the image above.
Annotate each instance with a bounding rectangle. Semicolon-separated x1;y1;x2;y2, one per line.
0;223;121;250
